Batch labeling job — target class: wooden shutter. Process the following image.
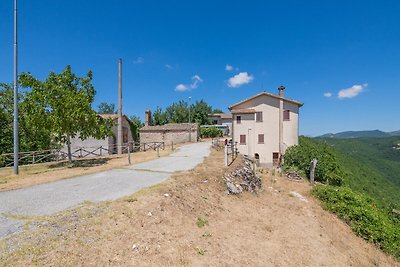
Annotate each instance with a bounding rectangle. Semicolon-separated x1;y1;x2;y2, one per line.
283;110;290;121
256;111;263;122
240;134;246;144
258;134;264;144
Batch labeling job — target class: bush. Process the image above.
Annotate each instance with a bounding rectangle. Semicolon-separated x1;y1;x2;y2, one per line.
200;127;223;138
283;136;345;185
313;185;400;259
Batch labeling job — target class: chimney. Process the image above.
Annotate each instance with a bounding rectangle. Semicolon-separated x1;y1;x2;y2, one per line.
278;85;285;97
145;109;152;126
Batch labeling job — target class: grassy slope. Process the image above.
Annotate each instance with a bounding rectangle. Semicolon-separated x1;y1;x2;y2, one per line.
320;137;400;208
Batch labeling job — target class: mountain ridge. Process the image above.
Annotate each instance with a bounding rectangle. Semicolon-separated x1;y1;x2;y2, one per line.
318;129;400;139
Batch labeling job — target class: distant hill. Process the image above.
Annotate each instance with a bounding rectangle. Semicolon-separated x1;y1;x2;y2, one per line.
318;129;400;139
320;136;400;207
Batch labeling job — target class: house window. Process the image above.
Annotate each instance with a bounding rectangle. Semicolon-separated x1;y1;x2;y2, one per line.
240;134;246;145
237;115;242;124
283;110;290;121
258;134;264;144
256;111;263;122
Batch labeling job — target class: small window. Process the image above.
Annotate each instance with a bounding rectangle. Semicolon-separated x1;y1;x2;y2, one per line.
240;134;246;144
256;111;263;122
283;110;290;121
258;134;264;144
237;115;242;124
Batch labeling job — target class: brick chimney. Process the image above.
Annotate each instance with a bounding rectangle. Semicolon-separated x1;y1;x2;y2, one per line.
145;109;152;126
278;85;285;97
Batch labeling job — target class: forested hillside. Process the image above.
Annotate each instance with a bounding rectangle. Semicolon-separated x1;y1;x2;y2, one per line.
283;137;400;259
322;137;400;207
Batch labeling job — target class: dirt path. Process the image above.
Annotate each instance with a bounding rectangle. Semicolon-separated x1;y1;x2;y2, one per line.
0;148;398;266
0;142;210;239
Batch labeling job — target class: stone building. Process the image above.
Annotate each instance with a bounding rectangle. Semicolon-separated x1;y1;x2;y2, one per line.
62;114;133;157
140;123;199;145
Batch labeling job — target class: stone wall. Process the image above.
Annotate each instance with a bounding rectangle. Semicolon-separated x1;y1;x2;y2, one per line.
140;129;198;146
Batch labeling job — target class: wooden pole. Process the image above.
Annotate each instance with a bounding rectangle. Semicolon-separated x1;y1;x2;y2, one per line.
128;145;131;164
310;159;318;185
224;144;228;167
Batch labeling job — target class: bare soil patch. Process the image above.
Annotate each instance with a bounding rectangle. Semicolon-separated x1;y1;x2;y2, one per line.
0;148;398;266
0;146;175;192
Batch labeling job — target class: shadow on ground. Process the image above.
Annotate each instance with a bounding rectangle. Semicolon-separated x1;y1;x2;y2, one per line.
49;158;112;169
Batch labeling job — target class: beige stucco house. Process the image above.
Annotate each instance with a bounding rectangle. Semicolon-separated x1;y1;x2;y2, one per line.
229;86;303;167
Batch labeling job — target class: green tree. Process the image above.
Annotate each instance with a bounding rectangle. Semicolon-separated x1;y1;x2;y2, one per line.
191;99;212;125
20;66;114;162
128;115;143;142
152;106;168;126
212;108;223;114
166;100;189;123
97;102;117;114
0;83;53;155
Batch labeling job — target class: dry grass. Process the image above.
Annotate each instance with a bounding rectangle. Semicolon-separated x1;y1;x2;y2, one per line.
0;146;176;192
0;148;398;267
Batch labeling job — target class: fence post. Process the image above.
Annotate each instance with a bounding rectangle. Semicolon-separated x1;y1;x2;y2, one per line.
310;159;317;185
224;144;228;167
128;145;131;164
32;152;35;164
171;141;174;151
157;146;160;157
100;146;102;156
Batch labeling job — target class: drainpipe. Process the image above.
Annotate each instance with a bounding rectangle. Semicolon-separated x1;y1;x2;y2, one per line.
278;86;285;162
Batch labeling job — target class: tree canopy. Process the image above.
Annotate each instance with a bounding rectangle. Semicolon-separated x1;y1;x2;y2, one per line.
152;99;216;126
97;102;117;114
19;65;114;161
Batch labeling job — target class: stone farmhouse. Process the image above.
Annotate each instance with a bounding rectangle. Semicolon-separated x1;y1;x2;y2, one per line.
229;86;303;167
139;109;199;145
62;114;133;157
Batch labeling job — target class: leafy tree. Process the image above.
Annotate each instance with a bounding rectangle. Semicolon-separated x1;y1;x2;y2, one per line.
212;108;223;114
191;99;212;125
128;115;143;142
19;65;114;162
0;83;53;155
166;100;189;123
152;106;168;126
97;102;117;114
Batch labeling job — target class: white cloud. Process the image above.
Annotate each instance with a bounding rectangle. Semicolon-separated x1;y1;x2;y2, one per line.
175;75;203;91
165;64;173;69
324;92;332;97
175;84;189;91
227;72;254;88
338;83;368;99
133;57;144;64
190;75;203;89
225;64;234;71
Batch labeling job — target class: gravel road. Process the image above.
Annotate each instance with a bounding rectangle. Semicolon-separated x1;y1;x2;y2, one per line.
0;141;211;239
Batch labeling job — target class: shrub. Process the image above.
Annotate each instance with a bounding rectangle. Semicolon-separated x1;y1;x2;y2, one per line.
313;185;400;259
200;127;223;138
283;136;345;185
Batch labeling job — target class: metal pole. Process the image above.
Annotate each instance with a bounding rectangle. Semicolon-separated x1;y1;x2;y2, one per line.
13;0;19;175
188;96;192;142
117;58;123;154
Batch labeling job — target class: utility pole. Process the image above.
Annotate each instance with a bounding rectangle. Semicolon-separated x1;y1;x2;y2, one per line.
13;0;19;175
117;58;123;154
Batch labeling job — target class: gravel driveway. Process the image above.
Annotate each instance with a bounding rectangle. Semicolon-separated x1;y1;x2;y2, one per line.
0;141;211;239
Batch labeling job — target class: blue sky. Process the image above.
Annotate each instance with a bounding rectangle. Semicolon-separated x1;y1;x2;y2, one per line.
1;0;399;136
